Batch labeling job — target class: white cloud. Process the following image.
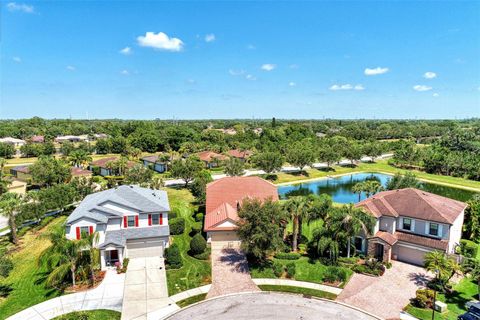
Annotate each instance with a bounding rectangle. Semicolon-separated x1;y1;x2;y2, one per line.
261;64;276;71
137;32;184;52
204;34;215;42
229;69;245;76
120;70;129;75
6;2;34;13
12;56;21;63
433;93;439;97
423;71;437;79
245;74;256;81
413;85;432;92
66;65;76;71
364;67;389;76
120;47;132;55
329;84;365;91
289;82;296;87
247;44;256;50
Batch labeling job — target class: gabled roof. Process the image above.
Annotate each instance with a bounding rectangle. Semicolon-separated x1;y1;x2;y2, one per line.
371;231;398;246
11;165;30;174
196;151;228;163
204;176;278;231
98;226;170;249
71;167;92;176
356;188;466;224
227;149;253;159
66;185;170;225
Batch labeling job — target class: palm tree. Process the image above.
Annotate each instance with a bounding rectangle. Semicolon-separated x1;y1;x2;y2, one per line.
68;150;92;168
310;211;347;263
84;231;100;285
0;192;23;244
336;204;376;257
352;182;366;201
284;196;309;252
424;250;459;289
365;180;383;197
115;157;129;175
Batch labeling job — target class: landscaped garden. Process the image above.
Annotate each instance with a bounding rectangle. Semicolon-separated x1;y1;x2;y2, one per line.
52;309;121;320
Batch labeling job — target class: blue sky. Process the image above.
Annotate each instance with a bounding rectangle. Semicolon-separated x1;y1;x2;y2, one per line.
1;1;479;119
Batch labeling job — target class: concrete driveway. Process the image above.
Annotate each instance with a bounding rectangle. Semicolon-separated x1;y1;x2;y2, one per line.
338;261;432;320
207;242;259;298
121;256;173;320
167;292;379;320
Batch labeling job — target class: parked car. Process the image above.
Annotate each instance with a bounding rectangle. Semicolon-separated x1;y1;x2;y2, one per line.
459;302;480;320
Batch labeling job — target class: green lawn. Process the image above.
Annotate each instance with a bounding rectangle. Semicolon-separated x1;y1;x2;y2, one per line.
52;309;121;320
275;160;480;191
258;284;337;300
250;256;353;288
0;216;67;319
176;293;207;308
165;188;211;295
405;278;479;320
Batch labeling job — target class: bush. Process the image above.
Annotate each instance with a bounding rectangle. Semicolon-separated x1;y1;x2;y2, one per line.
273;261;284;277
338;257;359;265
170;217;186;235
0;256;14;277
460;239;479;258
195;212;204;222
286;262;296;278
169;208;179;219
411;289;435;308
194;248;210;260
323;266;349;283
165;243;183;269
190;233;207;255
274;252;301;260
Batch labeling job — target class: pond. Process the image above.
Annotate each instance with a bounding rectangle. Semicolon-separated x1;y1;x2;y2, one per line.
277;172;477;203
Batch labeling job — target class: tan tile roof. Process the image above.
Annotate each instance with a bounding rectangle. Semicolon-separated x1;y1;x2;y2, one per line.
372;231;398;246
396;231;449;251
197;151;228;162
356;188;466;224
142;155;159;163
204;176;279;232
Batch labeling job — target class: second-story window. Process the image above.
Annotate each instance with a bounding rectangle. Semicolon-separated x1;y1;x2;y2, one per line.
149;213;163;225
429;223;439;236
127;216;136;227
402;218;412;231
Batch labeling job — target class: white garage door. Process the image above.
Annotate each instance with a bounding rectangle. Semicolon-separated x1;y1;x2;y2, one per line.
126;239;164;258
395;245;428;266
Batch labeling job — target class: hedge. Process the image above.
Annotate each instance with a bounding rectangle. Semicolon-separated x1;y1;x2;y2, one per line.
190;233;207;255
165;243;183;269
274;252;301;260
169;217;186;235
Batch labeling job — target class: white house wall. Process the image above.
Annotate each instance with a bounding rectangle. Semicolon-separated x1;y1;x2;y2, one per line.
448;210;464;253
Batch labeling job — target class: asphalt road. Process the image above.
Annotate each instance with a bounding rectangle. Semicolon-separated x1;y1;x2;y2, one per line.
166;292;379;320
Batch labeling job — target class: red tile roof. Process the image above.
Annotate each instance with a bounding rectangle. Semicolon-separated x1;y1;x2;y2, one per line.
197;151;228;163
204;176;279;232
396;231;449;251
71;167;92;176
227;149;253;159
356;188;466;224
371;231;398;246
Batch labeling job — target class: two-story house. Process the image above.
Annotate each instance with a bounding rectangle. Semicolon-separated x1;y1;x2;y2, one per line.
355;188;467;266
65;185;170;270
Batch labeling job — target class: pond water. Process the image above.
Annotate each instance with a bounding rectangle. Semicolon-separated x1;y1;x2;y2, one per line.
277;172;477;203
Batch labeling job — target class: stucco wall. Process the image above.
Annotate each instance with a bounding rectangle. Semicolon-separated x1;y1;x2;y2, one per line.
448;210;464;253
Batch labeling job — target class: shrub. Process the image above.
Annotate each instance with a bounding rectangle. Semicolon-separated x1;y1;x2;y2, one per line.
411;289;435;308
194;248;210;260
274;252;301;260
323;266;348;283
165;243;183;269
286;262;296;278
0;256;14;277
195;212;204;222
338;257;359;265
383;261;392;269
169;208;179;219
170;217;186;235
190;233;207;255
0;284;13;298
189;225;201;237
273;261;284;277
460;239;478;258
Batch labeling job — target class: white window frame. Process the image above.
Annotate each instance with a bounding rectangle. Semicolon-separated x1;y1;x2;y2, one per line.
425;222;443;237
400;217;415;232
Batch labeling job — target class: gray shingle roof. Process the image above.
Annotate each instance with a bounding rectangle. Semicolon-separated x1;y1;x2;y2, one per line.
98;226;170;248
66;185;170;225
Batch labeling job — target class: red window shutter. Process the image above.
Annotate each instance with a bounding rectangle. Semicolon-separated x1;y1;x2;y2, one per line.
148;214;152;226
89;226;93;235
160;214;163;225
76;227;81;240
135;216;139;227
123;216;127;228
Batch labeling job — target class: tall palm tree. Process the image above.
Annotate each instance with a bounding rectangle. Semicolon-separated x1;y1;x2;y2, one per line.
336;204;376;257
0;192;23;244
115;157;129;175
68;150;92;168
365;180;383;197
352;182;366;201
424;250;459;289
84;231;100;285
311;210;348;263
284;196;309;252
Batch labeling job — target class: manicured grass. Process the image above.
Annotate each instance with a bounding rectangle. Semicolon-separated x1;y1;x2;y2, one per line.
250;256;353;288
275;160;480;191
165;188;211;296
52;309;121;320
0;216;67;319
405;278;479;320
176;293;207;308
258;284;337;300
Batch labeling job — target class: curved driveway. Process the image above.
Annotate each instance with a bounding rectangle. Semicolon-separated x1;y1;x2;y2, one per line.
166;292;380;320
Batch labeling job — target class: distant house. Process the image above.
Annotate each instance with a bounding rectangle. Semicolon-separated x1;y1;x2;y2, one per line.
7;178;27;195
315;132;327;138
55;135;88;143
197;151;229;169
227;149;253;161
0;137;26;147
89;157;136;176
252;128;263;135
65;185;171;269
10;165;31;182
71;167;93;179
204;176;279;243
355;188;467;266
141;155;168;173
93;133;108;140
30;135;45;143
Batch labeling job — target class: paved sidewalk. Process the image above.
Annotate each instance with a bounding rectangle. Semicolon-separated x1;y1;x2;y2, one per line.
121;256;174;320
252;278;343;295
7;270;125;320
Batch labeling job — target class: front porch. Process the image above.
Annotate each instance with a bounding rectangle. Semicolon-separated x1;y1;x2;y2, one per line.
100;247;125;270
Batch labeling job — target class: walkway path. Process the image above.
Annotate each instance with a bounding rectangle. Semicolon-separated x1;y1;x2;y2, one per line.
252;278;343;295
7;270;125;320
206;242;259;298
